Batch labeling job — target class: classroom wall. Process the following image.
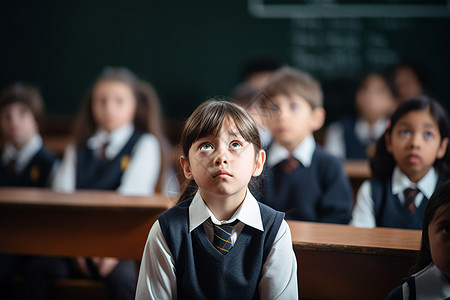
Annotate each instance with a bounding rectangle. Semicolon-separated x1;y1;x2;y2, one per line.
1;0;449;125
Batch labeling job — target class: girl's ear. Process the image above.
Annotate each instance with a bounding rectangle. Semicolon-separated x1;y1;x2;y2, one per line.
436;137;449;159
180;156;194;180
385;132;393;153
252;150;266;177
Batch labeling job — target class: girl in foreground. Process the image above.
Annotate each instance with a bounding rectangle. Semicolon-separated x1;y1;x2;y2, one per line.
136;100;298;299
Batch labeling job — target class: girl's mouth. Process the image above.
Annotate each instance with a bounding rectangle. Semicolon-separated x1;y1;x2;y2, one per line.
213;170;232;178
408;154;421;163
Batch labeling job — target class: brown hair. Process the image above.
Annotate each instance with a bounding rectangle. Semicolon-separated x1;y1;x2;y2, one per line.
257;66;323;109
0;83;44;128
178;99;262;202
73;67;167;192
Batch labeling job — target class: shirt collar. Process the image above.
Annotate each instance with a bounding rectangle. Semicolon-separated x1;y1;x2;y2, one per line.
267;135;316;168
87;124;134;157
354;117;388;143
2;134;42;172
391;166;438;200
188;189;264;233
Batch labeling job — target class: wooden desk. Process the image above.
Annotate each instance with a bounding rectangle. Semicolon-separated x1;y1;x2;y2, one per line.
288;221;421;300
344;159;371;199
0;188;173;260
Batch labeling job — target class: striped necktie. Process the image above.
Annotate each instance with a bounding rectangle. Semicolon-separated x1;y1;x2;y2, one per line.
213;223;234;254
404;188;419;214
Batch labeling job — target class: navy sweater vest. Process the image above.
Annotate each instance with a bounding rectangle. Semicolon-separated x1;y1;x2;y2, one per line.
76;131;143;190
158;198;285;300
341;117;369;159
260;145;353;224
0;147;57;187
371;177;447;229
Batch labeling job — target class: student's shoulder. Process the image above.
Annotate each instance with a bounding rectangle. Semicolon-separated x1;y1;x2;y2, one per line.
313;145;344;169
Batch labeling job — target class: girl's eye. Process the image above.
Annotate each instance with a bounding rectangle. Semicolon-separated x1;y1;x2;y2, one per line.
269;105;278;113
230;141;243;150
399;129;410;138
424;131;434;140
200;143;213;151
442;225;450;234
290;103;298;110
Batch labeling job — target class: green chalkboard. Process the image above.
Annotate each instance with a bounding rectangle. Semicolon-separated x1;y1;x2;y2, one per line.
1;0;449;123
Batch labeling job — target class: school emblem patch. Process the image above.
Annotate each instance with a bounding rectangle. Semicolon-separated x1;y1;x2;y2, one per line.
30;166;40;182
121;155;131;171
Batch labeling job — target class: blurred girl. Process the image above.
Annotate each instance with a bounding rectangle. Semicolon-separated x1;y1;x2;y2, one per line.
25;67;167;300
136;100;298;299
351;96;450;229
385;179;450;299
325;72;396;159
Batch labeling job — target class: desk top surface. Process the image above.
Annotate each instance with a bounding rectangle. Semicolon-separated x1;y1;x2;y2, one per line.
287;220;421;256
0;187;174;210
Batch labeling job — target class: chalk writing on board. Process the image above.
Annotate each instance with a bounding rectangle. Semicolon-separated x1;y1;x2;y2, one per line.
248;0;450;18
291;18;411;79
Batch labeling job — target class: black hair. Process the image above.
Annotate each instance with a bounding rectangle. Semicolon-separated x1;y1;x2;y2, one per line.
413;179;450;273
370;95;450;180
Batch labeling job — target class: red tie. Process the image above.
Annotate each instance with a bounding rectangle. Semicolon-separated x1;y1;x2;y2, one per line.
100;141;109;161
281;156;301;174
404;188;419;214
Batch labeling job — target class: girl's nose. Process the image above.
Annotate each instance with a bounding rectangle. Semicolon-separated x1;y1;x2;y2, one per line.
215;155;229;167
410;133;421;148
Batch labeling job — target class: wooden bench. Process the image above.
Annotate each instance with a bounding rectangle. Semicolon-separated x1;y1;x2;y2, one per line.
0;187;173;300
288;221;421;300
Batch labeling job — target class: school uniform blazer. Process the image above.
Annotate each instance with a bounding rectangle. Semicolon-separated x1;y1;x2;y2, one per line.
259;136;353;224
0;135;58;187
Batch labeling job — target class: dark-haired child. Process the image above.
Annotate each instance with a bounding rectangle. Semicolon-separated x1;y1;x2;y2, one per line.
0;83;58;186
351;96;450;229
256;66;353;223
136;100;298;299
385;179;450;299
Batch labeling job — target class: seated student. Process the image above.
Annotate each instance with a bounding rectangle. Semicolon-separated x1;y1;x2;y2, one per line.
23;67;167;300
136;100;298;299
385;179;450;300
391;62;429;103
0;83;59;300
351;96;450;229
0;83;58;186
324;72;396;160
255;66;353;223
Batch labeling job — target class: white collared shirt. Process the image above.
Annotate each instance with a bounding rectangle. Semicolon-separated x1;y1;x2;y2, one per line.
2;134;43;174
267;134;316;168
351;166;438;228
324;117;388;159
401;264;450;300
2;134;57;185
135;190;298;300
52;124;161;196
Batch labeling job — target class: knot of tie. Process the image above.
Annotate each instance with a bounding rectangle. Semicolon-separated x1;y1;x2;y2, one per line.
281;156;301;174
213;222;235;254
403;188;419;214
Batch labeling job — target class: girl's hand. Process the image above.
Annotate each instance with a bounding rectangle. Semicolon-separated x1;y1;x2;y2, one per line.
91;257;119;277
74;257;91;277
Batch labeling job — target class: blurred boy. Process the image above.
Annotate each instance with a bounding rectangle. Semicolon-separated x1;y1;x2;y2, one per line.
256;67;353;223
0;83;58;186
